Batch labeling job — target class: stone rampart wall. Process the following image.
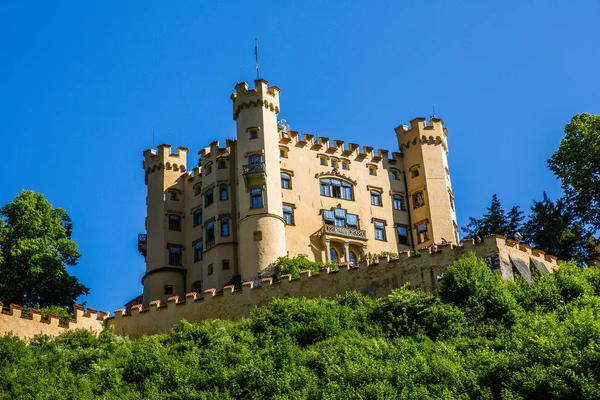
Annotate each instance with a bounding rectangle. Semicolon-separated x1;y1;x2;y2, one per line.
107;236;558;338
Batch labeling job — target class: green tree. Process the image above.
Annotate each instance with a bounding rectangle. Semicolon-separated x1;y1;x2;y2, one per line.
463;194;524;239
0;190;89;308
548;113;600;232
521;192;593;263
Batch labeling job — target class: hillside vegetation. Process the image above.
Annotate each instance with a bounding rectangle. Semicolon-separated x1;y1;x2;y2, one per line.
2;255;600;399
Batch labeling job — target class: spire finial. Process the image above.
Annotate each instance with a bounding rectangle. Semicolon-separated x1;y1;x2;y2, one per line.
254;39;260;80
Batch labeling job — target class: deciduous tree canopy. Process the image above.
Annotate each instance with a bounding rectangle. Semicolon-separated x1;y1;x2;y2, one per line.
0;190;89;308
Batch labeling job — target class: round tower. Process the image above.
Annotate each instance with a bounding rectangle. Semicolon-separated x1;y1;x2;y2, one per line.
231;79;287;280
395;118;459;248
141;144;188;305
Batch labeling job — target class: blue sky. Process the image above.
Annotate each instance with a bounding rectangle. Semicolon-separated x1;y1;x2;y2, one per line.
0;1;598;313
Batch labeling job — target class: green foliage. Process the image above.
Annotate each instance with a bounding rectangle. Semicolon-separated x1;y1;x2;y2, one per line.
463;194;524;239
4;255;600;398
548;113;600;232
0;190;89;308
271;253;338;280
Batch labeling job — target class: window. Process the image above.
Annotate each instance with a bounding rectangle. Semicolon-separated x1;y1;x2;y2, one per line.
220;184;228;201
330;248;338;263
205;188;214;206
253;231;262;241
248;154;261;164
248;127;259;139
164;285;173;295
374;221;386;241
448;190;455;211
410;165;420;178
417;221;429;244
168;214;181;231
349;251;357;265
192;281;202;294
204;163;213;176
222;260;230;270
320;179;353;200
397;225;409;245
412;191;425;209
322;208;358;229
220;217;230;237
194;184;202;196
169;246;182;266
391;171;398;180
194;240;203;262
320;157;327;166
370;190;382;206
208;264;214;275
393;194;405;211
250;188;263;208
169;191;179;201
342;161;349;170
331;160;337;168
218;160;227;169
193;209;203;227
368;165;377;176
206;220;215;243
281;172;291;189
283;205;294;225
280;147;288;158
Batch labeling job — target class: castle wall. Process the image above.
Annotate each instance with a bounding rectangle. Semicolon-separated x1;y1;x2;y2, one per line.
107;236;558;338
0;304;108;342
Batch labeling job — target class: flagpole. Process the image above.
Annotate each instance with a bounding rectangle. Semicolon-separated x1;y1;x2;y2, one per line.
255;39;260;80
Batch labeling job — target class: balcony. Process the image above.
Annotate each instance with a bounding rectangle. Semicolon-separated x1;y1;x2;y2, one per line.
323;224;367;240
242;162;265;175
206;239;216;251
138;234;147;256
242;162;266;186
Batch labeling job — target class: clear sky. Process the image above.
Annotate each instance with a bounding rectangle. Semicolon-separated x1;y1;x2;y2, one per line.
0;1;598;313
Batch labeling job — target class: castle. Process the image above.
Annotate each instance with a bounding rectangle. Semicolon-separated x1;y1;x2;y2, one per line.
137;78;459;306
4;78;598;341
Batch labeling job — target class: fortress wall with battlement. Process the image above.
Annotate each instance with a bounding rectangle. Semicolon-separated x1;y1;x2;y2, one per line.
0;304;109;341
107;236;558;338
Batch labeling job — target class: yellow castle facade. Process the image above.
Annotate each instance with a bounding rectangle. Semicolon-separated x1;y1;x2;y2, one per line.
138;79;460;306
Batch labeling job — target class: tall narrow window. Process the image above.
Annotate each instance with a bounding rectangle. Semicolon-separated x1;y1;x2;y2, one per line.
370;190;382;206
168;214;181;231
250;188;263;209
320;179;353;200
331;160;337;168
397;225;409;245
206;220;215;245
205;188;214;206
341;181;353;200
374;221;386;241
194;240;203;262
349;251;357;265
410;165;420;178
368;165;377;176
412;191;425;209
169;246;182;266
220;216;230;237
283;205;294;225
393;194;404;211
248;154;261;164
391;171;398;180
220;184;228;201
334;208;346;227
329;248;339;263
205;163;213;175
320;179;331;197
281;173;291;189
417;222;429;244
341;161;349;170
208;264;214;275
193;209;203;227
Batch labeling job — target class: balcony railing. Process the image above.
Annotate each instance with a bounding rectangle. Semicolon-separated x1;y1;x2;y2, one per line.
323;224;367;240
206;239;216;251
138;234;147;256
242;162;265;175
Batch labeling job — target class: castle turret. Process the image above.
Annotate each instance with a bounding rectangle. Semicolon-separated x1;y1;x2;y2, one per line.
231;79;287;279
141;144;188;305
395;118;459;248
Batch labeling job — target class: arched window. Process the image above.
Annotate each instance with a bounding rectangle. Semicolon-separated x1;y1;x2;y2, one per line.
349;251;357;266
320;179;353;200
281;172;291;189
329;248;338;263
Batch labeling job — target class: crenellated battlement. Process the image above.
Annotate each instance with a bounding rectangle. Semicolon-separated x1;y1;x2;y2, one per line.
231;79;281;120
0;303;109;341
107;235;559;338
143;144;189;174
395;117;449;152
